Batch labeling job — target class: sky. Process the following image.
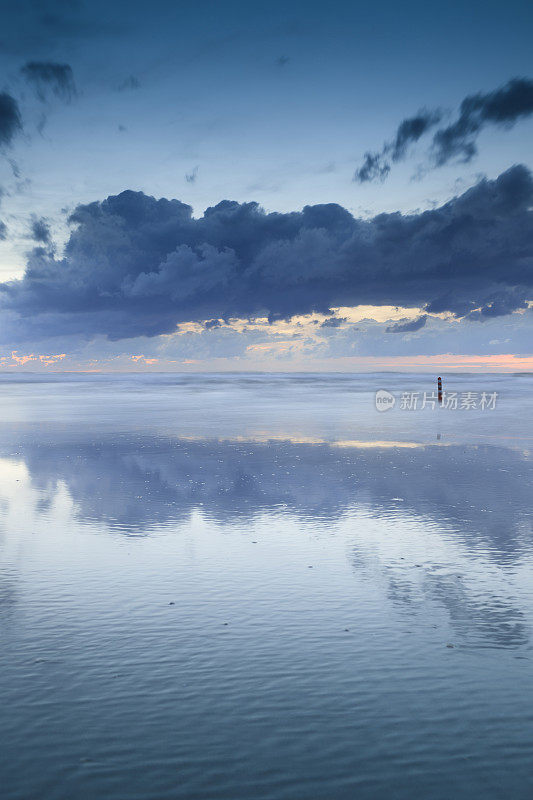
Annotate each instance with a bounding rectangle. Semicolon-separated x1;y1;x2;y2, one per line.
0;0;532;372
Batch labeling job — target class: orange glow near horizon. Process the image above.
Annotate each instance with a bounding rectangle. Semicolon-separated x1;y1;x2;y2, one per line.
130;355;159;365
0;352;532;373
4;352;67;367
345;354;533;371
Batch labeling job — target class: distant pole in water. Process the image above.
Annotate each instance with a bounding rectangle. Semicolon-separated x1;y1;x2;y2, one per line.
437;376;443;405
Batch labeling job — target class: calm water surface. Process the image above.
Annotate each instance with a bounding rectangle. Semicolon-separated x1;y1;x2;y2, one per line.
0;373;532;799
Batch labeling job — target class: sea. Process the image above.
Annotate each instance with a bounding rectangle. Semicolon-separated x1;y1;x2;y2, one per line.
0;372;532;799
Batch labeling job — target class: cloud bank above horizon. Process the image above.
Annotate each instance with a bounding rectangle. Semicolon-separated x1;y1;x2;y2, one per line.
1;165;531;351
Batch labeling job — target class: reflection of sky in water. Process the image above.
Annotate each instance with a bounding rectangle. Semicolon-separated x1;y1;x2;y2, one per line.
1;435;531;651
0;375;532;800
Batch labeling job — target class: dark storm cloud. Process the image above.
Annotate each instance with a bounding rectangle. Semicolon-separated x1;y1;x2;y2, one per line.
390;112;444;161
432;78;533;165
1;165;532;342
117;75;140;91
30;217;51;244
0;92;22;145
355;78;533;182
386;315;427;333
185;166;199;183
20;61;77;102
355;110;441;183
8;158;21;178
354;151;391;184
463;289;529;321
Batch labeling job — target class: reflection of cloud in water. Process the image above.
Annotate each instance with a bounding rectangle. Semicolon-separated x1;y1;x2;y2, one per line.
0;569;17;619
426;570;527;649
381;562;529;650
5;435;529;551
0;530;17;624
347;501;531;650
0;434;531;650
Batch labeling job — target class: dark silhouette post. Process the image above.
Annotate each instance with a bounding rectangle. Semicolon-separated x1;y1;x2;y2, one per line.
437;376;443;405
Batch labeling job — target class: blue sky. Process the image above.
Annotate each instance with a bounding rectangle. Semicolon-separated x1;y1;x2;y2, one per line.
0;0;532;370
